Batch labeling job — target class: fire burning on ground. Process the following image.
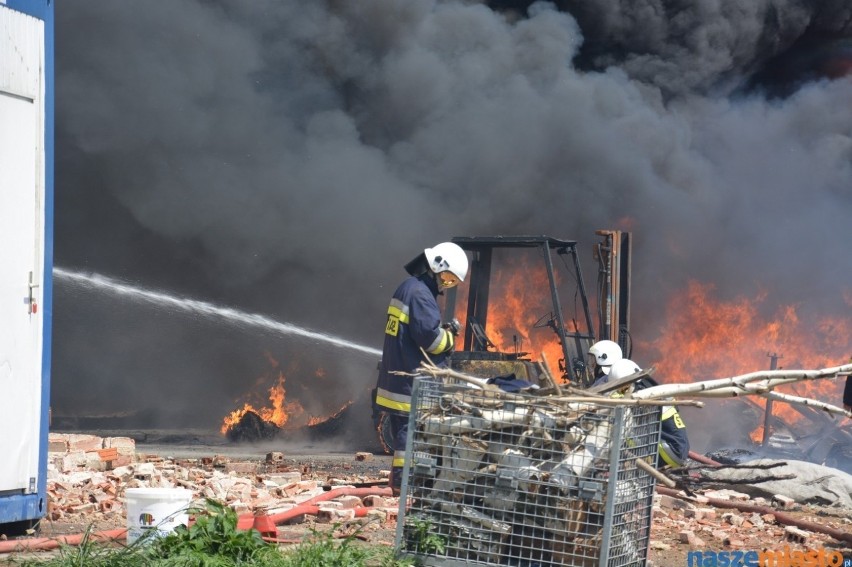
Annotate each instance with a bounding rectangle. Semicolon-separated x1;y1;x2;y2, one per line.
220;363;352;442
645;281;850;383
640;280;850;439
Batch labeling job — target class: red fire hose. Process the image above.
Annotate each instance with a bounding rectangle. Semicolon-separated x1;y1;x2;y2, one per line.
0;486;395;555
243;486;394;534
262;486;393;525
0;529;127;554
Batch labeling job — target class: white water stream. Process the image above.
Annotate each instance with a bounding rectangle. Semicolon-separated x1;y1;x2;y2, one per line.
53;267;382;357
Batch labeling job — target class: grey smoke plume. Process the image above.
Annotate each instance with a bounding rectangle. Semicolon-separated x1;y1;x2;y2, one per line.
53;0;852;435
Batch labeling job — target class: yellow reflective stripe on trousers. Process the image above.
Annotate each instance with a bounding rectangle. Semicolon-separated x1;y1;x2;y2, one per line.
374;388;411;413
392;451;406;468
658;442;681;467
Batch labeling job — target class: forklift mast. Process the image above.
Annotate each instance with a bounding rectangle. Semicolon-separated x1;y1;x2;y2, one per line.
593;230;633;358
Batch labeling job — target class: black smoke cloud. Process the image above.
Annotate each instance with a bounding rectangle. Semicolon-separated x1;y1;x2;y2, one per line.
53;1;852;436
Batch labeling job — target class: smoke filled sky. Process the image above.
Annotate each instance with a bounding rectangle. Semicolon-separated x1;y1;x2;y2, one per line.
52;1;852;432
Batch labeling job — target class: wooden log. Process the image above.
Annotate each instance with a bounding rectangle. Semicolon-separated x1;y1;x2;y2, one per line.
631;363;852;401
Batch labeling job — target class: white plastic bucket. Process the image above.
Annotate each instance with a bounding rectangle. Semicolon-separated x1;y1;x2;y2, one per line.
125;487;193;544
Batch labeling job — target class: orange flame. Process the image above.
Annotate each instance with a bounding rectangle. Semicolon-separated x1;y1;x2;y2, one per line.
640;281;850;432
457;260;849;436
453;254;574;374
220;366;352;435
749;426;765;444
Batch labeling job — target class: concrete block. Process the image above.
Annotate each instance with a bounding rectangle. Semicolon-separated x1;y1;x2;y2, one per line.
104;437;136;456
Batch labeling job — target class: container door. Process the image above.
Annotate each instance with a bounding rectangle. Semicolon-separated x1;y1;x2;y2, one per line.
0;7;45;494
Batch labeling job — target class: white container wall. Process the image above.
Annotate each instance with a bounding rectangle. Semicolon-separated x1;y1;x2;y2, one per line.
0;0;53;528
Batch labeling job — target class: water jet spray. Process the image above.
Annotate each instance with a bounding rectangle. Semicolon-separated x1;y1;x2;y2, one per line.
53;268;382;357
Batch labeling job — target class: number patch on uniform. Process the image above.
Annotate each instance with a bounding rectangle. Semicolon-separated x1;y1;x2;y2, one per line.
672;413;686;429
385;316;399;337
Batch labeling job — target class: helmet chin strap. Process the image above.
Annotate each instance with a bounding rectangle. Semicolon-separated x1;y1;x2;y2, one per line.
429;271;447;294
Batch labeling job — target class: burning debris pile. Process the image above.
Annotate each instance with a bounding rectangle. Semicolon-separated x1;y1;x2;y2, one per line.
225;410;281;443
735;395;852;473
629;364;852;475
220;371;353;443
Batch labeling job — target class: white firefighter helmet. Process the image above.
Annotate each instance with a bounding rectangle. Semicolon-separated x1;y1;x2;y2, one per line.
588;340;623;374
425;242;469;282
608;358;642;381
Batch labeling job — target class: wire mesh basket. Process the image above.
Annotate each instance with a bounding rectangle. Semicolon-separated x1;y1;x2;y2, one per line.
395;378;661;567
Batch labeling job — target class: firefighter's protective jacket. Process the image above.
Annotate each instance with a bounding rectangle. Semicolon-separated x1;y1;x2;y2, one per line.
598;374;690;467
630;378;689;467
374;273;455;416
657;404;690;467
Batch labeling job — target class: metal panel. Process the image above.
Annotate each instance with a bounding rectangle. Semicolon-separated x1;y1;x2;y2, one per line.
397;380;660;566
0;4;46;513
0;8;42;100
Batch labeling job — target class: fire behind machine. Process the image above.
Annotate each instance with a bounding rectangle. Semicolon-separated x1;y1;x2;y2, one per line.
373;231;632;453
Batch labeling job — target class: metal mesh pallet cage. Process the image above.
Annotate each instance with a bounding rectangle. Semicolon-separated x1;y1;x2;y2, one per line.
395;378;662;567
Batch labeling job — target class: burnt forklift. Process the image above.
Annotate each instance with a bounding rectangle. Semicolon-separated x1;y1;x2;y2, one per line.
374;231;633;453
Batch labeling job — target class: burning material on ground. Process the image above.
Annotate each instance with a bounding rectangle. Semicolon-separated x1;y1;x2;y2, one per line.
633;362;852;471
224;410;281;443
715;394;852;473
643;282;850;430
221;369;353;443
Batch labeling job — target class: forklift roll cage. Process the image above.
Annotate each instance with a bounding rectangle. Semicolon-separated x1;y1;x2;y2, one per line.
444;235;597;386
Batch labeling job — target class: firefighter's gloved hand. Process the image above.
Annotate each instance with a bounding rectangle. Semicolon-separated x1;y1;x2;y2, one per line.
442;318;461;336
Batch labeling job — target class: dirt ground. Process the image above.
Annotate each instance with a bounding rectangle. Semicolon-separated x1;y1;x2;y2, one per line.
1;441;850;566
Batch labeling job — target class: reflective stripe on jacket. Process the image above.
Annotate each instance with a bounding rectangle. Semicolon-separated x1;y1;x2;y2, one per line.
374;273;453;415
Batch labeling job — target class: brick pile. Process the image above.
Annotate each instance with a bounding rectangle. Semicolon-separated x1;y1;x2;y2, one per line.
45;433;399;533
648;487;852;561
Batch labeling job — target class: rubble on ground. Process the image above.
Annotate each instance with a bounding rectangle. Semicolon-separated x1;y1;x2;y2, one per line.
648;487;851;561
42;433;399;534
7;433;849;565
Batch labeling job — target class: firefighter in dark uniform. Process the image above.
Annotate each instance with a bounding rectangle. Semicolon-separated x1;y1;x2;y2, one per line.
608;358;690;469
373;242;469;494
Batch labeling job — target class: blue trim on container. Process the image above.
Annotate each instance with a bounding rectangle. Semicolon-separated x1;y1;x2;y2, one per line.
0;0;53;527
41;0;55;528
0;495;45;525
3;0;52;21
